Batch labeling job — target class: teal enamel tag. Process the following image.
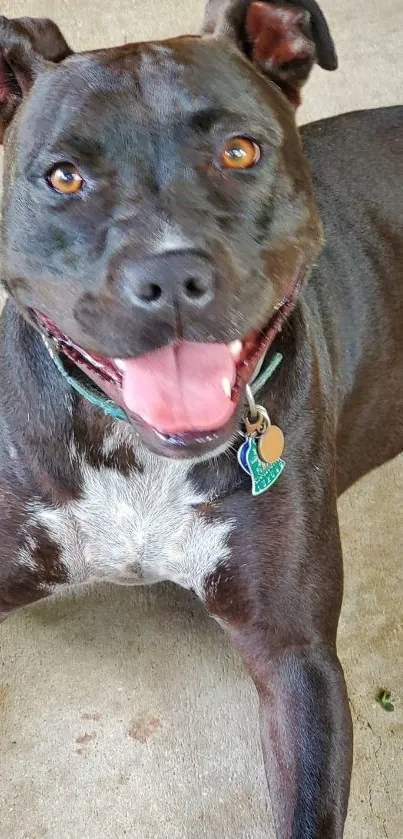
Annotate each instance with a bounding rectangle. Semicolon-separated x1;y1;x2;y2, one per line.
237;437;284;496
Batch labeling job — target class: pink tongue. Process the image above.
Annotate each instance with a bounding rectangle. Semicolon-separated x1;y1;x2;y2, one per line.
117;342;236;434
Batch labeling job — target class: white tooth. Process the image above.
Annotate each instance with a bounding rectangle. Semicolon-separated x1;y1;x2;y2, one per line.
221;377;232;398
114;358;126;370
227;340;243;360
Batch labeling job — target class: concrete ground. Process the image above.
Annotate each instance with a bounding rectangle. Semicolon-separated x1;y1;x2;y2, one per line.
0;0;402;837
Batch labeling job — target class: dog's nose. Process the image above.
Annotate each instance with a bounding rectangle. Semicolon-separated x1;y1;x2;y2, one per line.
119;251;215;310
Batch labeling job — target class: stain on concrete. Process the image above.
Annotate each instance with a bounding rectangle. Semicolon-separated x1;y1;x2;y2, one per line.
128;712;161;743
75;731;97;745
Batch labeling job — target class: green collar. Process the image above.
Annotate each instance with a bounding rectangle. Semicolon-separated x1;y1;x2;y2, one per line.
43;335;127;421
43;334;283;423
250;350;283;395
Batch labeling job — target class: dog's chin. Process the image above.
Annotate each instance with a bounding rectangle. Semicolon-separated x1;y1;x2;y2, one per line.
30;268;304;460
130;415;240;461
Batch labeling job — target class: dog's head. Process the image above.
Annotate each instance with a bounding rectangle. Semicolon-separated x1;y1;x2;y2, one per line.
0;2;336;458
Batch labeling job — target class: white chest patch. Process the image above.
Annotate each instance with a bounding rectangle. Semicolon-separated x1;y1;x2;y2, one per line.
25;428;234;597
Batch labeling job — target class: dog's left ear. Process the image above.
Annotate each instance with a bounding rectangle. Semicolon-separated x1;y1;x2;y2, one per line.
201;0;337;104
0;16;72;141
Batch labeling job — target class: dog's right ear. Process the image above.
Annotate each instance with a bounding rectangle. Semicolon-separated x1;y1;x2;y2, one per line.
0;16;72;142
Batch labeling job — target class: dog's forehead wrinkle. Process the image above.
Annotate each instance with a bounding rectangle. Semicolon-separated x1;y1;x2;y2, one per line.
21;75;116;163
137;78;215;122
100;40;277;127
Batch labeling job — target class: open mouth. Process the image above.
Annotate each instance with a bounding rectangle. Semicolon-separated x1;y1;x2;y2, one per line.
34;267;304;451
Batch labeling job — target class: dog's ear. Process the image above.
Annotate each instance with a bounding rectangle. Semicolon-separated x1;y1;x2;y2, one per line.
201;0;337;104
0;16;72;141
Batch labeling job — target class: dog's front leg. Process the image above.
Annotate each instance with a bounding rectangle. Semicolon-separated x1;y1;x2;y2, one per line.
254;641;351;839
204;487;353;838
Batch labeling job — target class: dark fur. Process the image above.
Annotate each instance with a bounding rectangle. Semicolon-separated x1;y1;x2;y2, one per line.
0;3;402;837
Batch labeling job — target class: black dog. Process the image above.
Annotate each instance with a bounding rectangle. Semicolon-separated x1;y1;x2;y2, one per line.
0;2;402;836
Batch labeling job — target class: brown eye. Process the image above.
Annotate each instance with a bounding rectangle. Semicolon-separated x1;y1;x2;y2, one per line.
220;137;261;170
47;162;84;194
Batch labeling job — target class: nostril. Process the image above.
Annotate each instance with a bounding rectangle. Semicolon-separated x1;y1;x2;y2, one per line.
184;276;209;300
138;283;162;303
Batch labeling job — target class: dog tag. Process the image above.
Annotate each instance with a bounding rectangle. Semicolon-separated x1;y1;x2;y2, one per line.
243;410;267;436
239;394;285;495
238;438;284;496
257;425;284;464
237;438;252;476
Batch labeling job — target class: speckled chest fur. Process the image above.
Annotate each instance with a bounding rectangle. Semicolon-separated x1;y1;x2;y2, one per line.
20;425;235;597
